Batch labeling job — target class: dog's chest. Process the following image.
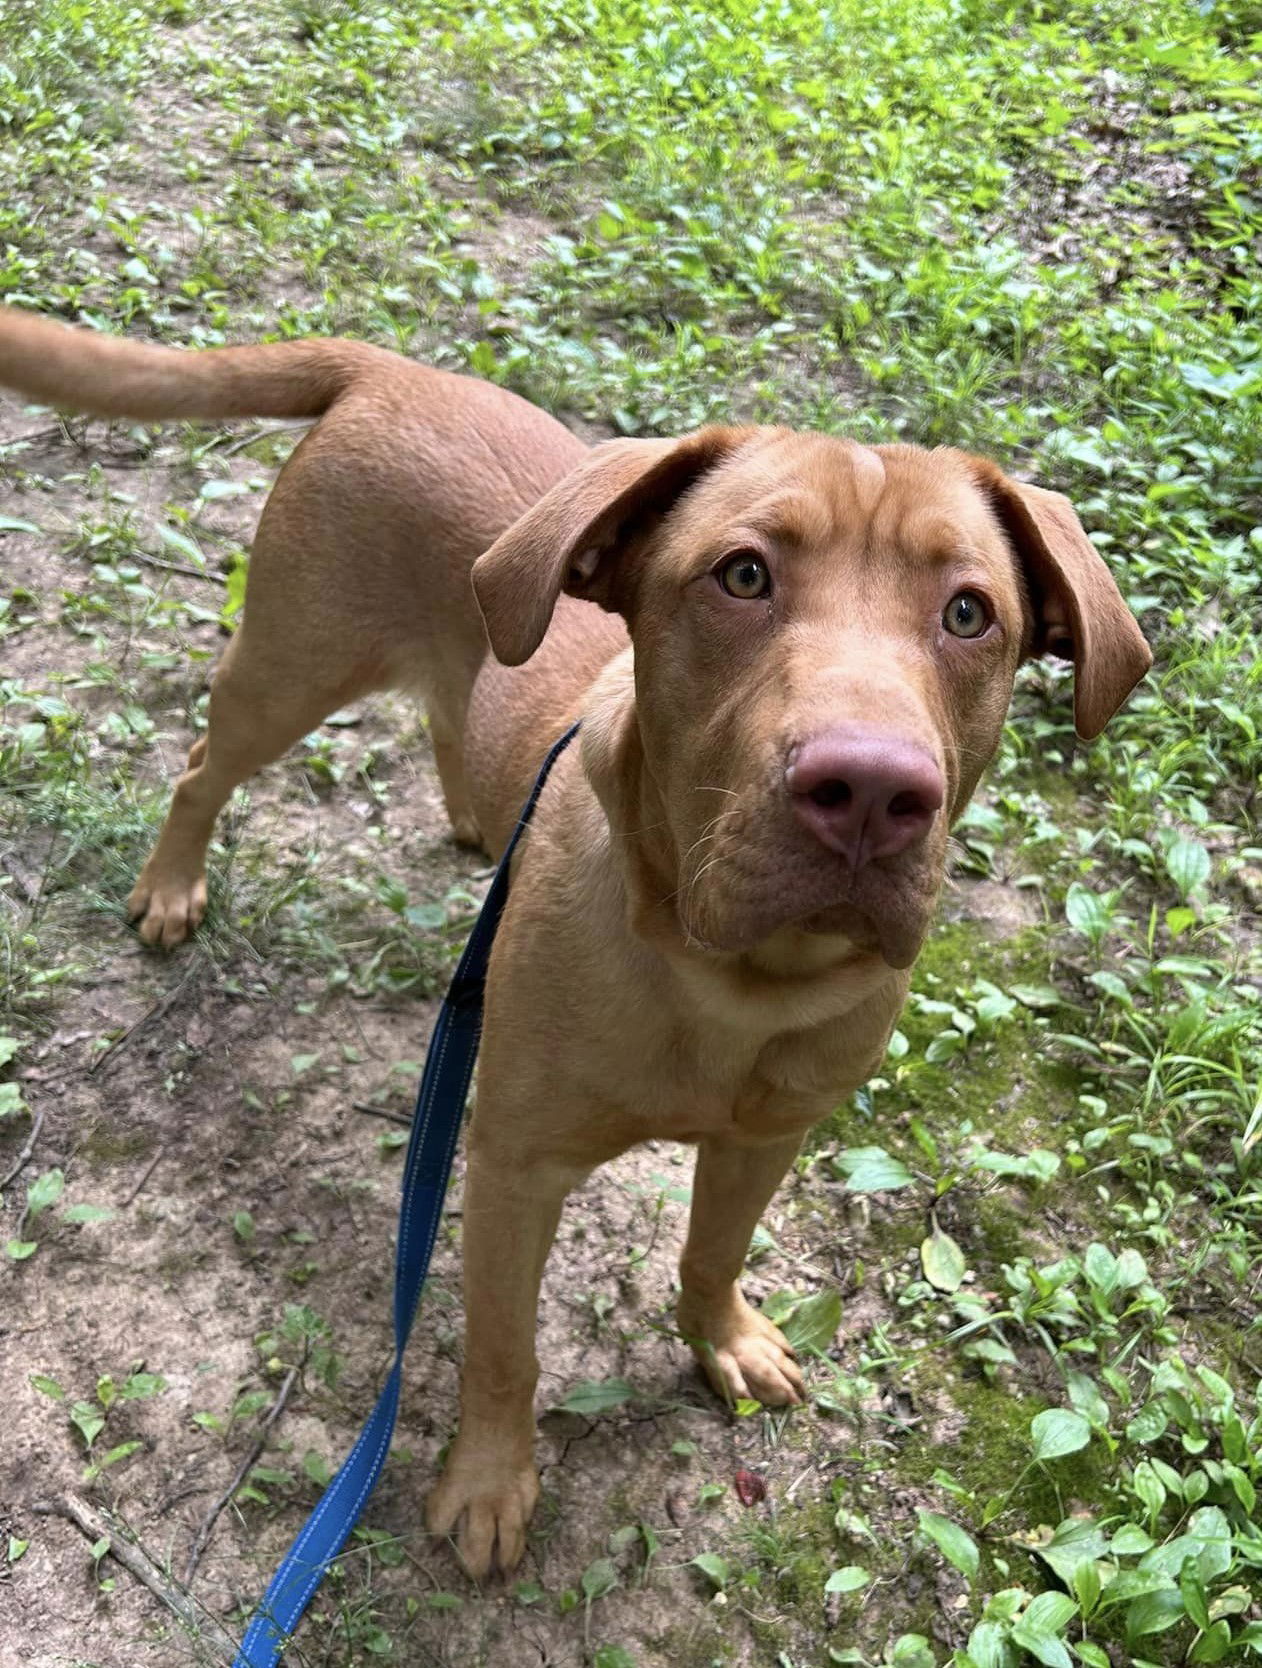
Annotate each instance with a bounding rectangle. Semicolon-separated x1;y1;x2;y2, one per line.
648;1017;871;1142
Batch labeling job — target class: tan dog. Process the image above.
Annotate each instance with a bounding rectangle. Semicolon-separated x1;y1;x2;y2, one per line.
0;310;1151;1575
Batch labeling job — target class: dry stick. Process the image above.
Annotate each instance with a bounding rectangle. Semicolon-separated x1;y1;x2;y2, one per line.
352;1101;413;1128
0;1104;45;1193
215;418;312;458
132;549;227;584
121;1145;166;1207
184;1361;301;1587
90;975;192;1076
35;1492;238;1666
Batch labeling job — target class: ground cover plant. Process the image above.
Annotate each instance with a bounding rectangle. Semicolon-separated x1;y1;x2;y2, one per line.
1;0;1260;1664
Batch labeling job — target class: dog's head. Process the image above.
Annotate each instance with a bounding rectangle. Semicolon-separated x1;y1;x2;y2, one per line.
473;429;1150;969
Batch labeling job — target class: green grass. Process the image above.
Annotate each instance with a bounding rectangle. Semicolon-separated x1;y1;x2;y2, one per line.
2;0;1261;1665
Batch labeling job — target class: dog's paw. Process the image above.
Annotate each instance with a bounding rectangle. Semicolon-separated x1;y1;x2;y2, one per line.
426;1438;539;1579
448;814;483;849
127;871;207;948
683;1294;806;1408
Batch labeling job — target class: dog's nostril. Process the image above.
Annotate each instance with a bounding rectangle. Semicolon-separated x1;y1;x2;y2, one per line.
888;789;930;819
809;778;852;810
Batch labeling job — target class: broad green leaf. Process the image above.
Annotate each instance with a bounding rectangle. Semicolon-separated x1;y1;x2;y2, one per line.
920;1222;967;1292
1190;1620;1233;1665
1165;835;1210;898
833;1145;915;1192
1088;970;1131;1005
121;1372;166;1400
1073;1645;1110;1668
303;1450;332;1487
690;1553;728;1590
1073;1560;1101;1619
1029;1516;1108;1583
780;1288;841;1353
1023;1592;1078;1633
581;1557;618;1602
1010;983;1062;1009
890;1637;935;1668
1065;883;1111;941
1011;1627;1071;1668
971;1147;1060;1182
824;1565;870;1593
1126;1402;1168;1444
1131;1460;1166;1520
26;1167;64;1220
70;1401;105;1451
1082;1242;1115;1292
1125;1587;1187;1642
1180;1555;1211;1633
85;1439;143;1479
1031;1409;1090;1460
62;1204;116;1225
964;1621;1011;1668
556;1379;634;1416
1187;1506;1234;1578
1098;1570;1176;1609
1065;1371;1109;1430
1109;1524;1154;1557
916;1509;978;1581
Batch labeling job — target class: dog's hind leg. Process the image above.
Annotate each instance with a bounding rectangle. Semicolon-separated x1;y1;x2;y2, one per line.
127;626;378;948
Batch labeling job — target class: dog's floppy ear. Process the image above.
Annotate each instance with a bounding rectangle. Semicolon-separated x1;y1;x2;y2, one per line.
473;427;748;666
967;456;1152;740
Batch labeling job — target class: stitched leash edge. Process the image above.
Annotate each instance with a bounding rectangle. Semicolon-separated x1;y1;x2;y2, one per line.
232;721;581;1668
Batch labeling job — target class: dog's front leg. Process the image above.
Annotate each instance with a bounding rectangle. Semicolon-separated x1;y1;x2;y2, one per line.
426;1139;583;1577
676;1132;807;1408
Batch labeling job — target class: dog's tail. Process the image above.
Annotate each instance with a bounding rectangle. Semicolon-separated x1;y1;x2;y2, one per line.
0;305;391;422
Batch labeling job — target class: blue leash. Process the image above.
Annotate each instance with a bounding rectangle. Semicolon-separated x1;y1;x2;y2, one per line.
232;722;580;1668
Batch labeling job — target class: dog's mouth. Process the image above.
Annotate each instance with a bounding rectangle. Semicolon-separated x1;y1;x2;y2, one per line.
680;847;933;967
674;810;945;970
797;890;927;970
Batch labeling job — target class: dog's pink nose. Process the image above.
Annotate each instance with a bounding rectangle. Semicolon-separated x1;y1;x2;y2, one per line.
786;729;944;865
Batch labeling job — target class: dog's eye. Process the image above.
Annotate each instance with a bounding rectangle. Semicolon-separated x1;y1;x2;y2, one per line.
718;552;771;600
943;591;988;639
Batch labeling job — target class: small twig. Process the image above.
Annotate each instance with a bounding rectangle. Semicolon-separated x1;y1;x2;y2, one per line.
133;549;227;585
121;1146;165;1207
90;976;191;1075
35;1492;238;1665
0;423;68;449
215;418;312;457
0;1104;45;1193
784;1461;819;1502
352;1101;413;1128
184;1361;301;1586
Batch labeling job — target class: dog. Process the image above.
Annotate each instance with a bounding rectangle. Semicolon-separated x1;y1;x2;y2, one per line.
0;308;1151;1575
